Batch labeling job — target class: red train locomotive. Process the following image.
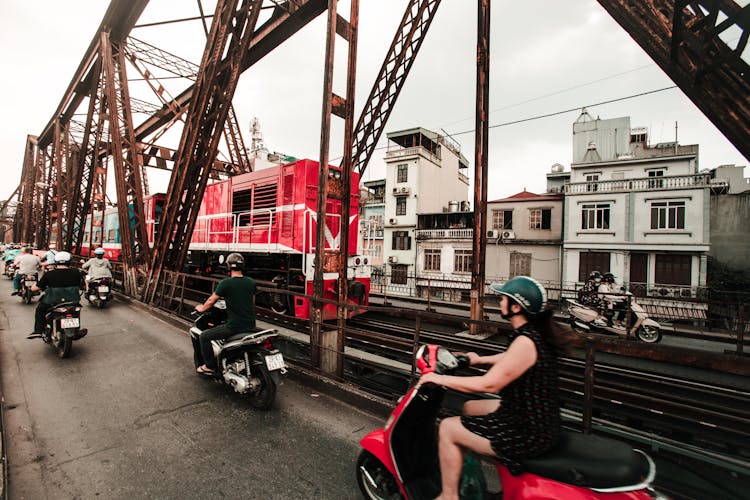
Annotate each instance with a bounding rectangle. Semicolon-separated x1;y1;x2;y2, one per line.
89;159;371;320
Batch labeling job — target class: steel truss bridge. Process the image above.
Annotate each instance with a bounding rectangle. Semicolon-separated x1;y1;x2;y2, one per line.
7;0;750;380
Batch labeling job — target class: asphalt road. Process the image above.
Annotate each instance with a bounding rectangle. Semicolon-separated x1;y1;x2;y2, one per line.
0;279;381;499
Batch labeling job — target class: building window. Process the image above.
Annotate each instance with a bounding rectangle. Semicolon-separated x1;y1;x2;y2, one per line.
509;252;531;278
424;249;441;271
650;201;685;229
396;197;407;216
578;252;610;281
392;230;411;250
107;229;116;242
585;173;599;192
648;169;665;189
391;264;408;285
529;208;552;230
581;203;610;230
492;209;513;229
655;254;691;285
397;164;408;183
454;249;472;273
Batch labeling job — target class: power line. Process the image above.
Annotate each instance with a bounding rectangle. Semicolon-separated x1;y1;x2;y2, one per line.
332;85;678;163
448;85;678;137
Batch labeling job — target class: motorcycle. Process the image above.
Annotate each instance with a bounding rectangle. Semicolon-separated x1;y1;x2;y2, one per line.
20;273;40;304
86;276;112;308
4;261;16;278
189;301;285;410
567;295;662;343
357;344;662;500
42;301;88;358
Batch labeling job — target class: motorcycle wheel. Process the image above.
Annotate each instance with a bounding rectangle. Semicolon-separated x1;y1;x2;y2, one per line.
23;289;31;304
356;450;403;500
246;360;276;410
636;325;662;343
53;324;73;358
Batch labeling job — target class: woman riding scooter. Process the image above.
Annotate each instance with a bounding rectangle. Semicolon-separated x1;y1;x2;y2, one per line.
419;276;569;500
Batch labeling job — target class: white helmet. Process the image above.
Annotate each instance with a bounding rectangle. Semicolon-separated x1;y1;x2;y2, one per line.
54;251;72;264
94;247;105;255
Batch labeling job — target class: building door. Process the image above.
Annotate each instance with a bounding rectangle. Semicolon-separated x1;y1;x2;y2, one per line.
578;252;610;281
655;254;691;286
509;252;532;278
629;253;648;296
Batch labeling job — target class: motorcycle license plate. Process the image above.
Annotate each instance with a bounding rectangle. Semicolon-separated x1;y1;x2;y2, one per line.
60;318;80;329
98;286;109;293
264;353;285;371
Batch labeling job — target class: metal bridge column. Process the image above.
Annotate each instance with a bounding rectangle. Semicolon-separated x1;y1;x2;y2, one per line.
144;0;263;303
470;0;490;334
100;31;151;295
311;0;360;377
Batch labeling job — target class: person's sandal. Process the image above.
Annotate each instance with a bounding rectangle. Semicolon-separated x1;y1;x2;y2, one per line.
196;365;215;375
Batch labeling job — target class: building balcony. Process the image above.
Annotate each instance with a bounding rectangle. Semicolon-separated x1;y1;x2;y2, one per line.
385;145;441;165
416;228;473;240
565;173;712;194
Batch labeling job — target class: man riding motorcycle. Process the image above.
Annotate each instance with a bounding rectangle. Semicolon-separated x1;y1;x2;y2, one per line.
193;253;257;375
81;247;113;287
12;247;41;296
28;251;85;340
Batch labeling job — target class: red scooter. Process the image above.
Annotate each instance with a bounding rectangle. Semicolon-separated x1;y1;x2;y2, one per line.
357;345;662;499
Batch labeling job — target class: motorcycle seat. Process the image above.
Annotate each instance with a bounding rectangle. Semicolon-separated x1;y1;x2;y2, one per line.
519;431;652;490
225;328;275;343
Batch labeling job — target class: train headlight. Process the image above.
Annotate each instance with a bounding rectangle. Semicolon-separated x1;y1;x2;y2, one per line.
363;258;368;265
355;257;361;265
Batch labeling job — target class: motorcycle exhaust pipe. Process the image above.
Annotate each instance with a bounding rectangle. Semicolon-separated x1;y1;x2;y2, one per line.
223;371;250;393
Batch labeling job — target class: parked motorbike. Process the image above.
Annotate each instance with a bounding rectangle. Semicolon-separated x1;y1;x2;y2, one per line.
86;277;112;308
42;302;88;358
189;302;285;410
567;295;662;343
20;273;40;304
358;344;662;499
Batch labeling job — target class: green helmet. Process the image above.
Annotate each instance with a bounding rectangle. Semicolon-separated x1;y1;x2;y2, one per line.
489;276;547;315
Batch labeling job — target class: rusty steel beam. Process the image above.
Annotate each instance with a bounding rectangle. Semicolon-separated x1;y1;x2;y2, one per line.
101;32;151;294
470;0;490;334
144;0;263;302
310;0;359;375
134;0;328;141
37;0;149;149
350;0;442;174
139;142;233;178
597;0;750;161
68;62;105;254
18;135;39;245
125;36;251;175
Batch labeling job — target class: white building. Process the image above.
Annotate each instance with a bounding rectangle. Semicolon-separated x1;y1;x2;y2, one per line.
486;190;564;293
381;127;470;285
562;111;710;300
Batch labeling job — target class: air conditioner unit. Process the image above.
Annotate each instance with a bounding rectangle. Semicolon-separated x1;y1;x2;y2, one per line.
399;186;411;195
388;218;398;225
388;255;398;264
392;187;399;194
487;229;499;239
501;230;516;240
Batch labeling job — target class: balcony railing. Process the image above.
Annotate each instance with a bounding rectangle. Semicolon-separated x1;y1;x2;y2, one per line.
565;173;712;194
385;145;441;165
416;228;473;240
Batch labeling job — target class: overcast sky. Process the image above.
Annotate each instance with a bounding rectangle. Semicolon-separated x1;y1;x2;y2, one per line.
1;0;747;204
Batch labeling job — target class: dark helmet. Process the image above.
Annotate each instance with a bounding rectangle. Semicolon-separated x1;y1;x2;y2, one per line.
589;271;602;281
226;253;244;270
602;272;615;283
489;276;547;315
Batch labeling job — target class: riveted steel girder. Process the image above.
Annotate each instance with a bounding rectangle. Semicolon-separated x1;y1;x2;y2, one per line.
597;0;750;161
